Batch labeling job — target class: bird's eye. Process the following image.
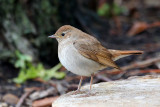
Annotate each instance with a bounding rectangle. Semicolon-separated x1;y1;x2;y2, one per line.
61;33;65;36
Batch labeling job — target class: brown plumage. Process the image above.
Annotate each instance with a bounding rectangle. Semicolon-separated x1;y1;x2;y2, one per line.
73;37;120;69
49;25;143;92
108;49;143;61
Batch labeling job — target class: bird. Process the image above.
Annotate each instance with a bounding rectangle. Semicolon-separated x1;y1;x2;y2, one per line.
48;25;143;92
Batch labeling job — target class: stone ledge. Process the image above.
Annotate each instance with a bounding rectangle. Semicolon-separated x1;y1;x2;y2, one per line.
52;75;160;107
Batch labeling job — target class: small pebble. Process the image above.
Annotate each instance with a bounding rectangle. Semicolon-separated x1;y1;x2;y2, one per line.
0;102;8;107
2;93;19;105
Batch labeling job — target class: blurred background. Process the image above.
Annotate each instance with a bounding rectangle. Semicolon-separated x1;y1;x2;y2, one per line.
0;0;160;107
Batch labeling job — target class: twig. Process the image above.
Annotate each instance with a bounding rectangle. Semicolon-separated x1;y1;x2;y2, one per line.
32;96;59;107
101;57;160;75
96;74;112;82
16;88;38;107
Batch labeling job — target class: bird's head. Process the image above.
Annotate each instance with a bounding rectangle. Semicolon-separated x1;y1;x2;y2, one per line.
48;25;80;42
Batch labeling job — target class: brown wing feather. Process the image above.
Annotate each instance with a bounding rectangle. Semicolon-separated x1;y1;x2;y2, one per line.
73;38;120;69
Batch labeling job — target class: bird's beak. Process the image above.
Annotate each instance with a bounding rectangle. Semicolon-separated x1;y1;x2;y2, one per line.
48;35;57;38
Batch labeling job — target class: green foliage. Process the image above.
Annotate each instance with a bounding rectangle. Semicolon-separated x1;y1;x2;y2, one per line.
13;51;65;84
14;51;32;69
97;3;126;17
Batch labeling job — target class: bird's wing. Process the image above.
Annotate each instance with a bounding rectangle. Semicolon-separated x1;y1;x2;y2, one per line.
73;38;120;69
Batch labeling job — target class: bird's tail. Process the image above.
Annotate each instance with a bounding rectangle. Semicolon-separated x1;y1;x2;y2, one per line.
108;49;143;61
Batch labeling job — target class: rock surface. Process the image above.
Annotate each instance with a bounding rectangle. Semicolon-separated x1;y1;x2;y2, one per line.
52;75;160;107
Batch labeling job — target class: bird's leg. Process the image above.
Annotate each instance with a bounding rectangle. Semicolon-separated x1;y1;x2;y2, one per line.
90;74;94;91
71;76;83;95
77;76;83;91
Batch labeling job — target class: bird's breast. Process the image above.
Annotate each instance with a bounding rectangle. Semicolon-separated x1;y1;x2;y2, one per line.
58;41;103;76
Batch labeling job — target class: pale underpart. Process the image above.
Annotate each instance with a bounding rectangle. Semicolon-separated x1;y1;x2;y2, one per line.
58;38;105;76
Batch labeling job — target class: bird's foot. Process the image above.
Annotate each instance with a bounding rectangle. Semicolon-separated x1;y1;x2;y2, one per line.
86;90;95;96
70;89;81;95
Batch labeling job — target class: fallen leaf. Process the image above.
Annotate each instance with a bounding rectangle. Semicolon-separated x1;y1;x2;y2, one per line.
150;21;160;28
127;22;148;36
128;21;160;36
140;69;160;73
32;96;59;107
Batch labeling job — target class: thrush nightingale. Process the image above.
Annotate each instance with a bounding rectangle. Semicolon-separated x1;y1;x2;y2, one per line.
49;25;143;92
